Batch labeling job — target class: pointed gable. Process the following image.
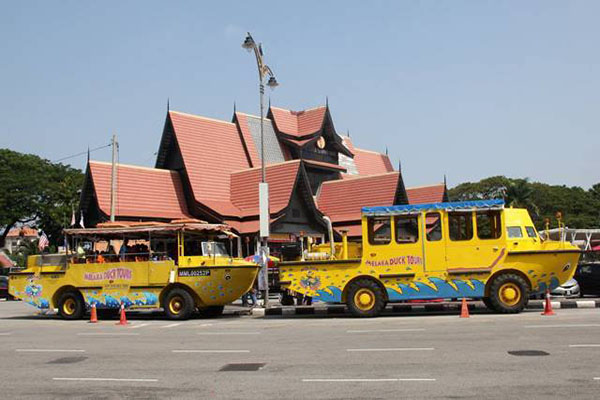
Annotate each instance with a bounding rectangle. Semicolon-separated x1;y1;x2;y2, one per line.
269;106;327;137
406;184;448;204
233;112;286;167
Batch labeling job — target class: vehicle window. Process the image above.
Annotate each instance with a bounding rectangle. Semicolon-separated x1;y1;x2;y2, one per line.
476;211;502;240
426;213;442;242
395;215;419;244
525;226;537;238
201;241;229;257
448;212;473;241
507;226;523;238
368;217;391;245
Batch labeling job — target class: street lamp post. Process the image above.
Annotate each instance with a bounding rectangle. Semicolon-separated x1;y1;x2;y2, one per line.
242;32;279;308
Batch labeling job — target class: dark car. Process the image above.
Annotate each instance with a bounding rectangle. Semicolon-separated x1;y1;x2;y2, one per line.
0;276;11;300
574;262;600;296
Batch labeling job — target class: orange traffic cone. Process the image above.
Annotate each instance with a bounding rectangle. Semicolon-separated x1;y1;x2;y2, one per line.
89;303;98;323
460;298;470;318
116;303;129;325
541;289;555;316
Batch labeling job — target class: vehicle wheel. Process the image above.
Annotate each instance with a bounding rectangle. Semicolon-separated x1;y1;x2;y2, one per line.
487;274;529;313
482;297;493;310
346;279;386;317
198;305;224;318
164;288;194;320
280;293;295;306
58;291;85;320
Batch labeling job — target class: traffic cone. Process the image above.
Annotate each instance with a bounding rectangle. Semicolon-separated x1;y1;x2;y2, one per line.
541;289;555;316
116;303;129;325
460;298;470;318
89;303;98;323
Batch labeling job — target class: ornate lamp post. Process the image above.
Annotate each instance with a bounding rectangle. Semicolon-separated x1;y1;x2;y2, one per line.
242;32;279;307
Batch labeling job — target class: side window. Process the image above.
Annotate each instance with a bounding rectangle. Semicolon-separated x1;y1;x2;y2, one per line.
476;211;502;240
426;212;442;242
448;212;473;241
525;226;537;238
368;217;391;245
507;226;523;238
395;215;419;244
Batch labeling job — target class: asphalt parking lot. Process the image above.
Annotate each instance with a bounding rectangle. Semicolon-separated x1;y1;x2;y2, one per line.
1;299;600;399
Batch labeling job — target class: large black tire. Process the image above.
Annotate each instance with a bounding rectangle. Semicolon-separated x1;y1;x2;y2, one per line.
487;273;529;313
346;279;386;317
57;291;85;320
482;297;493;310
280;293;295;306
198;305;225;318
164;288;194;320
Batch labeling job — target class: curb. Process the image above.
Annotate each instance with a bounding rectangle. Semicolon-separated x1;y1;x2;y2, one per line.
263;299;600;316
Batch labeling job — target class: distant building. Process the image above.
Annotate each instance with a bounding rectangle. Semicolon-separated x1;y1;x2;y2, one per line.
80;104;447;256
4;227;38;254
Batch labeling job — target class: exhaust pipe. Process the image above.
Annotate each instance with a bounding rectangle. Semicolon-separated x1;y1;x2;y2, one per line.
322;216;335;259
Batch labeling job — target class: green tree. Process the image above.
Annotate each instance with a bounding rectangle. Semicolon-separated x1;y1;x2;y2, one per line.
0;149;84;248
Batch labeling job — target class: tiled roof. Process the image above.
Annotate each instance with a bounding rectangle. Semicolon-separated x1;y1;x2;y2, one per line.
270;106;327;137
235;112;286;167
406;184;447;205
6;227;38;237
333;224;363;238
352;147;395;176
0;251;14;267
317;172;401;223
234;112;260;167
169;111;250;216
89;161;191;219
230;160;301;217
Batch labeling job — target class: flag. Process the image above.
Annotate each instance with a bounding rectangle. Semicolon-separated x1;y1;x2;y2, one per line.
38;232;49;252
70;207;76;227
79;211;85;229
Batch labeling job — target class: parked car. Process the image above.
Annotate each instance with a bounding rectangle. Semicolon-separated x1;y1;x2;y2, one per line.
575;262;600;296
550;278;580;297
0;276;11;300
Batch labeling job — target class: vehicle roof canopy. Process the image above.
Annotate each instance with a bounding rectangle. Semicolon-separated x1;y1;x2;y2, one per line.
362;199;505;217
63;220;238;240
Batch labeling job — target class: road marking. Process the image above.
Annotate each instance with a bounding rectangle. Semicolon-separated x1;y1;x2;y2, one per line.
172;350;250;353
197;331;260;335
346;328;425;333
130;323;151;329
569;344;600;348
594;377;600;381
525;324;600;329
77;333;140;336
162;323;182;328
347;347;434;352
302;378;436;382
0;332;12;336
17;349;86;353
53;378;158;382
576;300;597;308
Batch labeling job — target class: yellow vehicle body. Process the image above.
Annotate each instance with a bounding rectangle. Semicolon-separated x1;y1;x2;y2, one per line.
280;200;580;316
9;222;259;319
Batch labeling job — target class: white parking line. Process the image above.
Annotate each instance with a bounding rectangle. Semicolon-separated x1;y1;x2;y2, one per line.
53;377;158;382
569;344;600;348
17;349;85;353
129;323;151;329
172;350;250;353
0;332;12;336
197;331;260;335
162;323;182;328
77;333;140;336
346;329;425;333
525;324;600;329
302;378;436;382
347;347;434;352
594;377;600;381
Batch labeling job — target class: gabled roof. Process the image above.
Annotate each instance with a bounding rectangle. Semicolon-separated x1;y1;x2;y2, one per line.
166;110;250;216
317;172;406;223
6;227;38;237
406;183;448;205
233;112;286;167
269;106;327;137
88;161;191;219
352;147;395;176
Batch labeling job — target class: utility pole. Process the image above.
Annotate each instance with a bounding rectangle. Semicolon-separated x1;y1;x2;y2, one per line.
110;134;118;222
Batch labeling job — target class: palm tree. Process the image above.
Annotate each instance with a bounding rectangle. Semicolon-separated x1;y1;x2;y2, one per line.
503;178;539;217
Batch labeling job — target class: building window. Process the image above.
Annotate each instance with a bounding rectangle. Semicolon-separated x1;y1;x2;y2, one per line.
476;211;502;240
395;215;419;244
426;212;442;242
367;217;391;245
449;212;473;241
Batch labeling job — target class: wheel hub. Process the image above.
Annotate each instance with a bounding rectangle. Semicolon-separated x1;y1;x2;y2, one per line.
169;297;183;314
499;283;521;306
354;289;375;311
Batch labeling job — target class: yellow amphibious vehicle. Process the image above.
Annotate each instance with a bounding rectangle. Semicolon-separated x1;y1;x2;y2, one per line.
9;221;259;320
279;200;581;317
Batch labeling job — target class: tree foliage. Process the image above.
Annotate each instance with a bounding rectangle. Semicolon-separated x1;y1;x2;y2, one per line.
449;176;600;230
0;149;84;248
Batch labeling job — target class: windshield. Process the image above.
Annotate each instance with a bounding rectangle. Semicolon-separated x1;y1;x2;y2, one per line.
201;241;229;257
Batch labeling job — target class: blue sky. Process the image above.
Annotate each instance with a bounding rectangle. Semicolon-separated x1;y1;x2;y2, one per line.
1;1;598;188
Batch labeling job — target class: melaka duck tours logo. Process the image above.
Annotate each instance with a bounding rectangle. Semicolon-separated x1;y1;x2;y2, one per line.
84;268;133;281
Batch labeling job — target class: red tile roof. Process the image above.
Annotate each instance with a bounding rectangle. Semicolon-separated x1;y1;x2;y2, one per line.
234;112;260;167
169;111;250;216
317;172;401;223
333;224;363;238
230;161;301;217
406;184;447;205
352;147;394;176
270;106;327;137
0;251;14;267
6;227;38;237
89;161;191;219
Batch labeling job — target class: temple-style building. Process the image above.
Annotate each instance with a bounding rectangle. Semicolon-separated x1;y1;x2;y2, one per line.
79;103;447;256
